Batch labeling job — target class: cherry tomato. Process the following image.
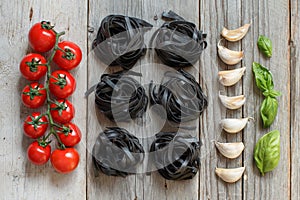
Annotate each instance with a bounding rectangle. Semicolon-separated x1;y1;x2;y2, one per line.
23;112;48;139
20;53;47;81
53;41;82;70
27;141;51;165
58;123;81;147
50;148;79;173
49;70;76;99
28;21;56;53
50;99;75;124
22;82;47;108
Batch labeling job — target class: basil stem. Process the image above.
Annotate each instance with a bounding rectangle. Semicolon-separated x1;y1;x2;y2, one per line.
254;130;280;175
257;35;272;58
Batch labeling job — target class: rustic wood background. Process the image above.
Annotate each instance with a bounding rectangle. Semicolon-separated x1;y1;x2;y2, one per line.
0;0;296;199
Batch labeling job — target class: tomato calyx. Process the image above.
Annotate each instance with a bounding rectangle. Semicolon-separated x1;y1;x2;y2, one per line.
61;48;75;60
60;125;72;136
40;21;54;30
51;100;68;116
37;138;51;148
26;114;48;130
23;83;45;100
51;73;67;89
25;58;45;72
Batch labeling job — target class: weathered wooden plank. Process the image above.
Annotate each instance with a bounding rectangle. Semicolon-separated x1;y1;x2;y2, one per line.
242;0;290;200
0;0;87;199
199;0;244;199
135;1;201;200
291;0;299;200
86;0;142;200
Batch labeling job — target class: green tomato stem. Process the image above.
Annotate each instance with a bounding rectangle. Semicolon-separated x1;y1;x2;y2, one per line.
40;30;66;150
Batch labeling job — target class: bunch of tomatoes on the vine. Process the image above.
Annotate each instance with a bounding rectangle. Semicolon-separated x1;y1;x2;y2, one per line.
20;21;82;173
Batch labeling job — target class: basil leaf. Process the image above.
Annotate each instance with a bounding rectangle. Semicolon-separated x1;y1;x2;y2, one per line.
254;130;280;175
257;35;272;58
260;96;278;128
262;89;281;98
252;62;274;92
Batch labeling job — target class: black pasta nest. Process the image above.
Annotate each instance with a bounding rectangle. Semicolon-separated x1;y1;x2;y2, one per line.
92;15;153;70
151;10;207;68
92;127;145;177
150;132;201;180
149;69;207;123
95;72;148;122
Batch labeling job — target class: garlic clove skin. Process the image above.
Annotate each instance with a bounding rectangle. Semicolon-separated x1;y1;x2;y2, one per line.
217;40;244;65
219;93;246;110
215;141;245;159
221;24;251;42
220;117;253;133
215;167;245;183
218;67;246;86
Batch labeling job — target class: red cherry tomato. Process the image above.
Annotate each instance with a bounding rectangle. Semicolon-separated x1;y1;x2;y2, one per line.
28;21;56;53
50;99;75;124
50;148;80;173
58;123;81;147
23;112;48;139
20;53;47;81
49;70;76;99
27;141;51;165
22;82;47;108
53;41;82;70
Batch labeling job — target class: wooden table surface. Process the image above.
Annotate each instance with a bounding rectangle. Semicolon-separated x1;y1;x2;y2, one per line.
0;0;297;199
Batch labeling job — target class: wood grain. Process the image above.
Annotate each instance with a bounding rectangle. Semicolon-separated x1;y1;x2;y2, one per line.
0;0;295;199
291;0;299;200
242;0;290;200
0;0;87;199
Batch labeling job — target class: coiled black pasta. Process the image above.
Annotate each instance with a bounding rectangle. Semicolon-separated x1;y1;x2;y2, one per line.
95;72;148;122
151;10;207;68
92;127;144;177
150;69;207;123
92;15;153;70
150;132;201;180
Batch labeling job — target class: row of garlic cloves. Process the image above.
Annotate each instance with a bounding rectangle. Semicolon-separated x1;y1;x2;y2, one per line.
215;24;251;184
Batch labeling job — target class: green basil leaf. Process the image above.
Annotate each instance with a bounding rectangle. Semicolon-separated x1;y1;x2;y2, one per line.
263;90;281;98
254;130;280;175
257;35;272;58
252;62;274;92
260;96;278;128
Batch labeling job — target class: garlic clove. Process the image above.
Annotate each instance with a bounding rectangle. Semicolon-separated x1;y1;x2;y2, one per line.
217;40;244;65
219;92;246;110
218;67;246;86
215;167;245;183
221;24;251;42
220;117;253;133
215;141;245;159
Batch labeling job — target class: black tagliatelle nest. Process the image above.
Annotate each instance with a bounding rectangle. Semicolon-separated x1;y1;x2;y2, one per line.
150;132;201;180
92;15;153;70
95;72;148;122
151;10;207;68
150;69;207;123
92;127;144;177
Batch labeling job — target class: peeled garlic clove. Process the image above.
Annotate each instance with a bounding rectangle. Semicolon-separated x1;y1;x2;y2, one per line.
217;40;243;65
218;67;246;86
220;117;253;133
215;141;245;159
219;93;246;110
221;24;251;42
215;167;245;183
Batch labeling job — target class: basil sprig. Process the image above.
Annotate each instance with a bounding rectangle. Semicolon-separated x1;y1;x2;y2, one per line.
252;62;281;127
254;130;280;175
257;35;272;58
